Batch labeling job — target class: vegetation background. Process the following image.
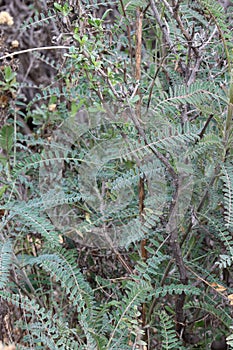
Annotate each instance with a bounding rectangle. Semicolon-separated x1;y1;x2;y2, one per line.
1;0;233;349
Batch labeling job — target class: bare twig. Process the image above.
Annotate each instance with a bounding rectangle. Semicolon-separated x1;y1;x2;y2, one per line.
173;5;199;58
161;0;173;15
119;0;133;67
146;53;168;111
0;46;70;60
150;0;173;49
166;177;188;335
150;0;185;73
187;56;202;86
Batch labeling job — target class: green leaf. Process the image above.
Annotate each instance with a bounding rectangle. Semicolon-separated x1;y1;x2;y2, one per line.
0;154;7;166
0;125;14;154
4;66;16;83
54;2;63;11
0;185;7;199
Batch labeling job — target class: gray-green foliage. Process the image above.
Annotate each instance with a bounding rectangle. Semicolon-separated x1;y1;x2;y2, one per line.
1;0;233;349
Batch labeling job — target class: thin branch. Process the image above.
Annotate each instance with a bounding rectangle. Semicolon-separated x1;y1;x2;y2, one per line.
167;178;188;335
150;0;173;49
146;53;168;111
119;0;133;67
161;0;173;15
150;0;185;73
187;56;202;86
173;6;199;58
0;46;70;60
128;106;178;180
198;114;214;140
134;7;148;339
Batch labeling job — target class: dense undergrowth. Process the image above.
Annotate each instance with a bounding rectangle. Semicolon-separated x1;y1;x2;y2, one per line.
1;0;233;349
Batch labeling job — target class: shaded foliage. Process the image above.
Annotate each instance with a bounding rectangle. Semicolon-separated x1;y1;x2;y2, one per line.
1;0;233;349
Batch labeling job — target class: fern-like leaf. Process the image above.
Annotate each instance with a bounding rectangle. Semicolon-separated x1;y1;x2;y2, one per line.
26;247;94;311
0;240;13;289
221;164;233;229
158;310;185;350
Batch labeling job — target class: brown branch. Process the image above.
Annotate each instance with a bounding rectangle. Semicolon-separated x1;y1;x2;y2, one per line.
146;53;168;111
134;6;147;263
135;8;143;83
149;0;185;75
173;5;199;58
187;56;202;86
119;0;133;67
167;177;188;335
134;8;148;340
198;114;214;140
150;0;173;50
